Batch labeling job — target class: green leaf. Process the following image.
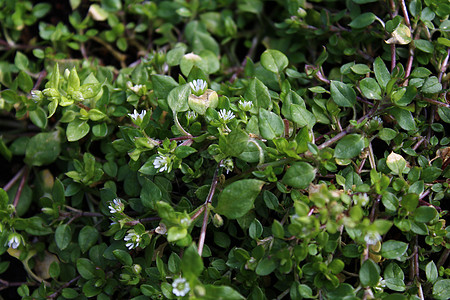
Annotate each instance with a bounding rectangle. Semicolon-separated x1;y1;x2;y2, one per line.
384;263;405;291
437;107;450;123
290;104;316;128
76;258;96;280
433;279;450;300
260;49;289;73
15;51;29;71
258;109;284;140
29;107;48;129
220;127;249;157
245;78;272;113
17;71;33;93
174;146;197;159
167;226;187;242
334;134;365;159
181;243;203;278
215;179;265;219
78;226;99;253
391;86;417;106
413;206;437;223
351;64;371;74
151;74;179;99
374;57;391;90
422;76;442;94
66;119;90;142
414;39;434;53
55;224;72;250
255;257;278;276
359;259;380;287
386;152;407;175
349;13;377;29
113;249;133;266
381;240;408;259
62;288;79;299
378;128;397;141
360;78;382;100
401;193;419;212
282;162;316;189
330;81;356;107
140;178;162;209
389;107;416;131
426;261;438;283
25;131;61;166
168;84;190;112
204;285;245;300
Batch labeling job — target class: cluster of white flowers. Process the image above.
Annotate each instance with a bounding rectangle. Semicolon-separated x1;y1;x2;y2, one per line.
218;109;235;123
128;109;146;121
130;84;145;94
7;233;21;249
364;230;381;245
172;277;190;297
124;230;141;250
238;100;253;111
189;79;207;95
153;154;170;172
108;198;124;214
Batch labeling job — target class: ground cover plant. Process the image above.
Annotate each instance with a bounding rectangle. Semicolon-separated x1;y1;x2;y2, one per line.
0;0;450;299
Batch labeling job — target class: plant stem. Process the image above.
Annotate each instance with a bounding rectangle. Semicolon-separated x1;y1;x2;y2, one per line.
13;167;29;208
3;166;26;192
47;275;81;299
197;162;221;256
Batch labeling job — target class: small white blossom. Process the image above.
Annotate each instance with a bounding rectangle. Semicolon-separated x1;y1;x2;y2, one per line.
31;90;43;102
218;109;235;123
189;79;207;95
374;277;386;292
7;233;21;249
128;109;147;121
354;193;369;207
238;100;253;111
180;218;191;227
364;230;381;245
186;110;198;122
220;158;234;174
372;116;383;125
124;230;141;250
155;223;167;235
108;198;124;214
153;155;170;173
172;277;190;297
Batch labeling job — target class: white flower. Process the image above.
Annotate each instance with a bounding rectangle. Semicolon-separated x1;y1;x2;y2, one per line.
354;193;369;207
220;158;234;174
186;110;198;122
124;230;141;250
108;198;124;214
218;109;235;123
364;230;381;245
131;84;145;94
238;100;253;111
180;218;191;227
128;109;147;121
189;79;207;95
153;155;170;173
7;233;21;249
172;277;190;297
374;277;386;292
155;223;167;235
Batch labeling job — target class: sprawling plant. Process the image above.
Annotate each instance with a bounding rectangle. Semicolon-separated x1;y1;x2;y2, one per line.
0;0;449;299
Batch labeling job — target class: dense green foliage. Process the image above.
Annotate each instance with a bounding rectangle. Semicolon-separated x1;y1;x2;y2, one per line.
1;0;450;299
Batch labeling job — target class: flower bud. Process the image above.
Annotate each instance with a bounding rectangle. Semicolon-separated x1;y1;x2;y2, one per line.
188;89;218;115
213;213;224;227
31;90;44;102
64;68;71;80
132;264;142;275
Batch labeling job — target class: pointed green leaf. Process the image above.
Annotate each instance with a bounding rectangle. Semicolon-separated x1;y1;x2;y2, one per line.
330;81;356;107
